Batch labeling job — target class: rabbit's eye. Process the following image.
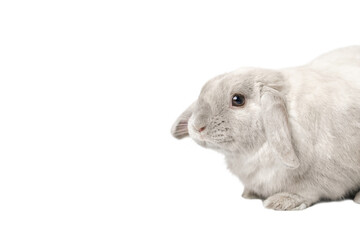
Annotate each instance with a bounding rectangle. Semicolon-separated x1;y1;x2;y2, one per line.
232;94;245;107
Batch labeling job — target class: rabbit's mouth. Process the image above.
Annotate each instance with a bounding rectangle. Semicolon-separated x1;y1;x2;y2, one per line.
188;120;235;150
190;131;234;150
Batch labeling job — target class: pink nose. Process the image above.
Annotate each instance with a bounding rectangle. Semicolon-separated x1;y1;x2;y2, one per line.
198;126;206;132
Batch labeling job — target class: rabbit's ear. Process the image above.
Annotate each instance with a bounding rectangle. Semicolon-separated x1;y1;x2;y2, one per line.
261;86;300;168
171;102;195;139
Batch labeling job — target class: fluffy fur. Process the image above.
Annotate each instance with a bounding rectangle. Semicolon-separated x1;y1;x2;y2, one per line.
171;46;360;210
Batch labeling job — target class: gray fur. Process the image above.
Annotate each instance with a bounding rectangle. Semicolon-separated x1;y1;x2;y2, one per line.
171;46;360;210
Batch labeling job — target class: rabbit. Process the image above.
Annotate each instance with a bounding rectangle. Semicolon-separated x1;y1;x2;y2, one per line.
171;46;360;210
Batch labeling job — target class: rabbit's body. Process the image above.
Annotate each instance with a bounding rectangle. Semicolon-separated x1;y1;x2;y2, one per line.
172;46;360;210
284;52;360;199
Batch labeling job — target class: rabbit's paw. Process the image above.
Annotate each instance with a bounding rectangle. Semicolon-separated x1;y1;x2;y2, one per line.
242;188;260;199
263;192;308;211
354;191;360;204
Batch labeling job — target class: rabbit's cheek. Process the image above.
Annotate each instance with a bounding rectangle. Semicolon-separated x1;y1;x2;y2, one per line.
207;122;233;144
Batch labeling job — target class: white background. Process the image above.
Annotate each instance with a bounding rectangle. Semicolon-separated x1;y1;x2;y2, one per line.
1;0;360;239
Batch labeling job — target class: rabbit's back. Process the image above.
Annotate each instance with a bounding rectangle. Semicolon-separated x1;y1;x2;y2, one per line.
283;53;360;199
310;45;360;69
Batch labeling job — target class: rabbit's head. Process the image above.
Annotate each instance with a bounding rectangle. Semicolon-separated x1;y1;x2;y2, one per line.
171;68;299;168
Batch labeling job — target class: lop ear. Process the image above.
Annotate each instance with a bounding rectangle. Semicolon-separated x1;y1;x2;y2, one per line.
171;102;195;139
261;86;300;168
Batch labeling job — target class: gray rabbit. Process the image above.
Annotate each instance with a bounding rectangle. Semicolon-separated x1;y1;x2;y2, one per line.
171;46;360;210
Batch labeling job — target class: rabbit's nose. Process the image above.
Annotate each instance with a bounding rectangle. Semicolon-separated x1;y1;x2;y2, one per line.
195;126;206;133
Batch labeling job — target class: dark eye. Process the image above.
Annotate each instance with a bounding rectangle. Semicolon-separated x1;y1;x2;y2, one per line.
232;94;245;107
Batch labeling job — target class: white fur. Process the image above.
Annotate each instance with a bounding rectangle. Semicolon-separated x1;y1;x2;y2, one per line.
172;46;360;210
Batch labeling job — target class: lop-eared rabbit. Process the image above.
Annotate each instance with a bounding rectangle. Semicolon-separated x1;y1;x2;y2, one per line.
171;46;360;210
